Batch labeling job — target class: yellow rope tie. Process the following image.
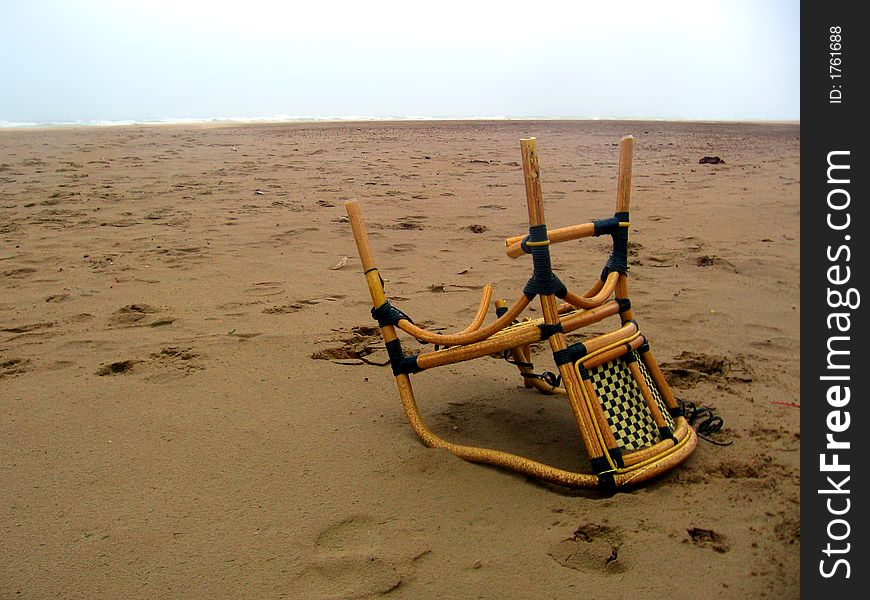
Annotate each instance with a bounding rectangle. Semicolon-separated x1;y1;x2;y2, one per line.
524;239;551;247
618;222;630;227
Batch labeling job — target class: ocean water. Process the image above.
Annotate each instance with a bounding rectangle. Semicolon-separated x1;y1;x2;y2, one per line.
0;115;619;129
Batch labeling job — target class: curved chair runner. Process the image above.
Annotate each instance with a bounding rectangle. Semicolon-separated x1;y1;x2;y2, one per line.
346;136;697;490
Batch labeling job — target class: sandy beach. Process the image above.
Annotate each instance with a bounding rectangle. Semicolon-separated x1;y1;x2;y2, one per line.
1;120;799;598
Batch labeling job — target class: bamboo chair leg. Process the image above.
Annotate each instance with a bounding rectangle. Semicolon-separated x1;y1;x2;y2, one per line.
346;200;404;361
616;135;634;214
615;137;636;324
519;137;611;469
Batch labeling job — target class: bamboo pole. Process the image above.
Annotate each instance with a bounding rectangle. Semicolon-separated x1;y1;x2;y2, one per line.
615;276;635;323
491;301;620;340
562;272;619;309
616;135;634;213
557;278;604;313
580;321;638;355
414;300;620;371
520;138;545;224
458;284;494;334
395;294;530;345
346;200;400;347
614;137;635;324
505;222;597;258
578;333;645;371
505;222;596;247
519;137;606;463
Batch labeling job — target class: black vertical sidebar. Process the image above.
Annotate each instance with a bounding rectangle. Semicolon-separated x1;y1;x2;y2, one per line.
802;2;868;597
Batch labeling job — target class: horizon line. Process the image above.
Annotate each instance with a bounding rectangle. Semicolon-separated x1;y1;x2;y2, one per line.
0;114;801;130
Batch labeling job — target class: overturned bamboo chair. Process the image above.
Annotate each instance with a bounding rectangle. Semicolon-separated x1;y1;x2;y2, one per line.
346;136;697;490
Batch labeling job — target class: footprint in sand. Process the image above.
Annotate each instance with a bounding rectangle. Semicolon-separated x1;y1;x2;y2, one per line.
1;321;56;343
1;321;55;334
244;281;285;298
95;346;202;382
709;453;782;481
292;516;404;599
263;294;345;315
95;359;138;376
310;325;386;366
686;527;730;553
774;518;800;546
141;347;203;383
549;523;627;574
2;267;37;279
389;215;428;229
386;221;424;231
100;217;142;228
146;208;192;227
1;357;32;379
108;304;174;328
659;351;754;388
750;426;800;452
694;254;738;273
153;246;207;270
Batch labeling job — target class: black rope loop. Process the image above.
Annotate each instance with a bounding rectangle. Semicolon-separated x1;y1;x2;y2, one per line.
678;398;732;446
542;371;561;387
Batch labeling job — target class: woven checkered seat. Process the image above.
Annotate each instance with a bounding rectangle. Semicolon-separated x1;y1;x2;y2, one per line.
588;356;674;452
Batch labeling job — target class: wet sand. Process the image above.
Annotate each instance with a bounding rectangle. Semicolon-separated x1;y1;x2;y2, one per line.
1;120;800;598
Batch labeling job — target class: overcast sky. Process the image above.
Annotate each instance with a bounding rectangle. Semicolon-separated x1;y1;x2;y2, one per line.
0;0;800;124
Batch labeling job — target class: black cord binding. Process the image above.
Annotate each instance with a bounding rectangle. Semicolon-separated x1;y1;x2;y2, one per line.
522;224;568;299
594;211;630;280
371;301;414;328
